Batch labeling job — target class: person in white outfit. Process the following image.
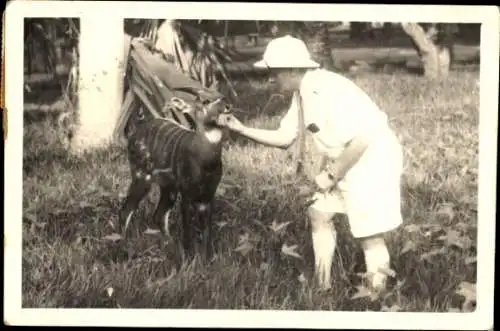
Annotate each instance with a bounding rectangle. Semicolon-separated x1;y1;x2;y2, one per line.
218;35;404;292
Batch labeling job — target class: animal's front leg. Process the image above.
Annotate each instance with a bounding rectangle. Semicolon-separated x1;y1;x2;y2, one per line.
197;201;214;262
180;196;196;260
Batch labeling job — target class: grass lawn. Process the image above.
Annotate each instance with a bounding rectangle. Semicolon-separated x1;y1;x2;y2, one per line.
22;70;478;311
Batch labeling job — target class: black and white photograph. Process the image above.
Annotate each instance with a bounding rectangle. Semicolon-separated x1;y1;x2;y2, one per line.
3;2;497;329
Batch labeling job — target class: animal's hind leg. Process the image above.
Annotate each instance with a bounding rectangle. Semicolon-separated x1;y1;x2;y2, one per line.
119;176;151;239
153;186;177;238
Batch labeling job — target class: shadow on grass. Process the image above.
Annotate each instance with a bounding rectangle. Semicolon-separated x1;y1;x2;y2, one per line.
23;147;75;177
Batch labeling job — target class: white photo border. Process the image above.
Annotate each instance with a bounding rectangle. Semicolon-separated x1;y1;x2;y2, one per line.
4;2;498;329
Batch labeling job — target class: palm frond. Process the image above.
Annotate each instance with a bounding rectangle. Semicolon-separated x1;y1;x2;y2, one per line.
152;20;243;97
115;37;228;139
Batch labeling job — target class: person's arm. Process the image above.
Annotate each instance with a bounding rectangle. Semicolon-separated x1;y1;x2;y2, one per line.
314;133;371;191
326;92;380;182
219;92;300;149
328;134;370;180
315;100;375;190
237;126;297;149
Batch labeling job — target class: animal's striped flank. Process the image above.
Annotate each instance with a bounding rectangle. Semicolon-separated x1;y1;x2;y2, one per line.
131;117;196;178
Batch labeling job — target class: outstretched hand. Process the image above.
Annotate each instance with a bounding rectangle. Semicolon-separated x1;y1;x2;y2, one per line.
216;113;245;133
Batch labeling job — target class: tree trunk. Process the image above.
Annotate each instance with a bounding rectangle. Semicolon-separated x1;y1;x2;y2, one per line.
69;15;128;155
302;22;335;71
401;22;451;79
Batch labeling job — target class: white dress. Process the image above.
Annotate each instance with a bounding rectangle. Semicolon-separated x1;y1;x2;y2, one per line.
279;69;404;238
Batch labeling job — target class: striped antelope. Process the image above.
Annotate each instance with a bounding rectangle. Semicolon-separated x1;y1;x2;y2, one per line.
119;92;232;261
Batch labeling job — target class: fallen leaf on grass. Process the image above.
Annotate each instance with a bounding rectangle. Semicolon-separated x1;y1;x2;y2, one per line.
269;219;291;234
144;228;161;235
215;221;228;229
456;281;476;312
260;184;276;192
464;256;477;265
234;241;254;256
394;279;406;290
351;285;379;302
436;203;455;220
238;232;249;244
297;273;307;284
456;281;476;300
102;233;122;242
79;201;95;209
423;231;433;238
401;241;418;254
259;262;270;272
215;186;226;196
404;224;421;233
454;222;469;232
281;243;302;259
438;230;472;249
23;213;37;223
29;220;47;230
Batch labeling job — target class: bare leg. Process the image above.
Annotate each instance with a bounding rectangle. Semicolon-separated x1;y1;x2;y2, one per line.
360;235;390;292
307;206;337;290
119;177;151;239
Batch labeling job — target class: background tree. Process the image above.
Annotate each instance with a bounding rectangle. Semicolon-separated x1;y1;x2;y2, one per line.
401;22;456;79
69;14;127;155
299;22;338;71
